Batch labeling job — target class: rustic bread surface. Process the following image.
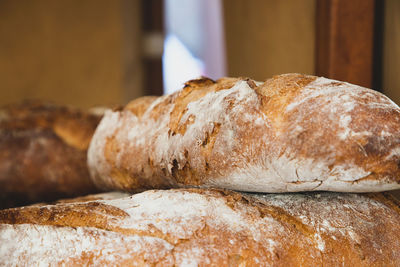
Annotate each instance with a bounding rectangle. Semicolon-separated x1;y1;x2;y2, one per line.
88;74;400;192
0;101;103;209
1;189;400;266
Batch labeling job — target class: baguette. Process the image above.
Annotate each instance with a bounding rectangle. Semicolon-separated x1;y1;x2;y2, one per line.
0;101;103;209
88;74;400;192
1;189;400;266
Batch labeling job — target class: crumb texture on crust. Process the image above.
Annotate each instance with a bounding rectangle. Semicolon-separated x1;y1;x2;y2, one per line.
88;73;400;192
0;101;103;209
1;189;400;266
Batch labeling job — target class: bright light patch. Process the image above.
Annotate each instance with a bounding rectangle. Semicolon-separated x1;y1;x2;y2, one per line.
162;34;205;95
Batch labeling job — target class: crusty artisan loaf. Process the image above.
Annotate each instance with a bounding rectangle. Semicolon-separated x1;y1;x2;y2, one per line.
88;73;400;193
1;189;400;266
0;101;103;209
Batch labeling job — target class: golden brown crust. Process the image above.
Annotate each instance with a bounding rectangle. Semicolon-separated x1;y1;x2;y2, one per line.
1;189;400;266
28;191;129;206
0;101;103;209
88;74;400;193
168;77;240;136
262;74;400;186
124;96;159;118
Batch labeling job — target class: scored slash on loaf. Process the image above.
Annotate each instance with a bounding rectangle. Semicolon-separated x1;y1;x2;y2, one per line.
1;189;400;266
88;73;400;193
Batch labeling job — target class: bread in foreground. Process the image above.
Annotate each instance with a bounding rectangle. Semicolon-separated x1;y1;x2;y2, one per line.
1;189;400;266
88;73;400;193
0;101;103;209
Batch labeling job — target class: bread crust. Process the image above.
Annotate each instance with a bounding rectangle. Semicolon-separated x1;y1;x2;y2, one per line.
0;101;103;209
88;74;400;193
1;189;400;266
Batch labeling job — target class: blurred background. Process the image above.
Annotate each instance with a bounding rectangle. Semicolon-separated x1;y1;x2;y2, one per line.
0;0;398;108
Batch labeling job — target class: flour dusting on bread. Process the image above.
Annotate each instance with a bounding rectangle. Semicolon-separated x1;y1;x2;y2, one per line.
88;74;400;193
1;189;400;265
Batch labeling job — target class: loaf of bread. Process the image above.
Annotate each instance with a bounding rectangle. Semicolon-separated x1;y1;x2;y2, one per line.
88;73;400;193
0;101;103;209
1;188;399;266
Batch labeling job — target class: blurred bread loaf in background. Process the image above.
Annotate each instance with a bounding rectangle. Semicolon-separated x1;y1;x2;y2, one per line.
0;101;103;209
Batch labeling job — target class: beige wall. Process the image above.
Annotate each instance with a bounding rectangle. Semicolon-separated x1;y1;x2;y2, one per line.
0;0;143;108
383;0;400;104
223;0;316;81
2;0;396;107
